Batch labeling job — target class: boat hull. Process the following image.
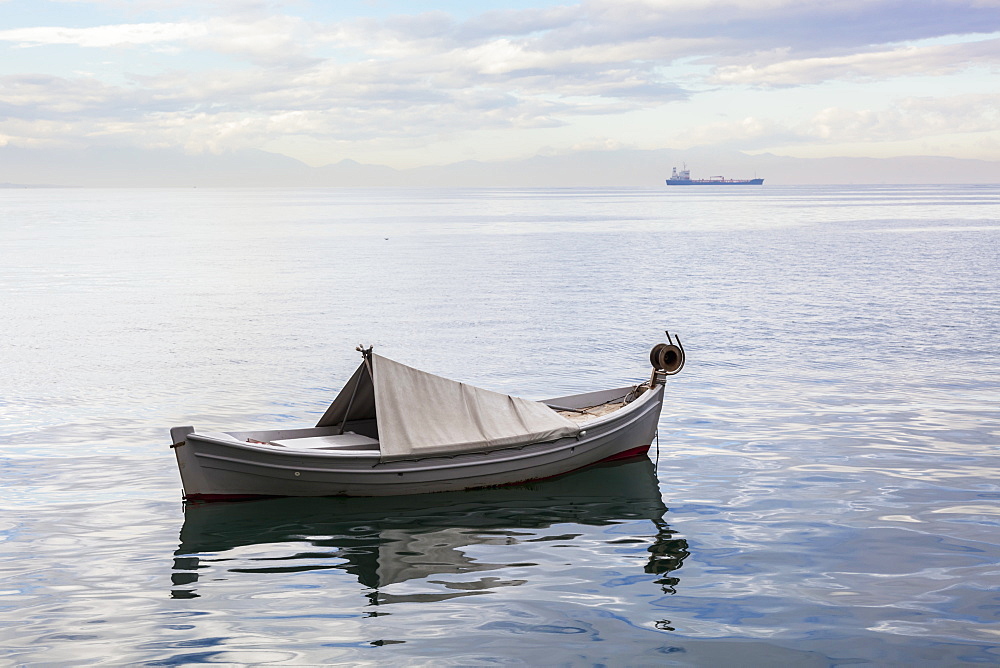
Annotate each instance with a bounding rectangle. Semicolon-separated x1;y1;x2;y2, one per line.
666;178;763;185
172;384;664;499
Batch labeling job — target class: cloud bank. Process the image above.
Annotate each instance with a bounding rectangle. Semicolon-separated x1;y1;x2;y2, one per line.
1;0;998;166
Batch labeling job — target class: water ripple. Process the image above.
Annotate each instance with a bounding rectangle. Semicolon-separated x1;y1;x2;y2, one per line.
1;186;998;664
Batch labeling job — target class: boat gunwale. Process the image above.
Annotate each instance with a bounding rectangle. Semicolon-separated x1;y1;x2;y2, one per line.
184;383;662;473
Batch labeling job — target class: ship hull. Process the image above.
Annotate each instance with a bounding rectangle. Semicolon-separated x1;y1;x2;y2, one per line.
666;178;763;185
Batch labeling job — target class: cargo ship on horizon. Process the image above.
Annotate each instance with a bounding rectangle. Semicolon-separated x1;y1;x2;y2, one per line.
666;165;763;185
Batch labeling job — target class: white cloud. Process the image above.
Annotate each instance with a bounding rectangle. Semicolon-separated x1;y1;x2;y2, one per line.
0;17;317;66
0;22;209;48
677;93;1000;151
1;0;999;163
678;116;787;148
805;94;1000;143
569;137;631;152
191;16;317;66
711;38;1000;86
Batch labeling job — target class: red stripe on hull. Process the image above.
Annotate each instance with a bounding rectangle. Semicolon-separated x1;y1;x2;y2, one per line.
599;444;651;462
185;493;280;503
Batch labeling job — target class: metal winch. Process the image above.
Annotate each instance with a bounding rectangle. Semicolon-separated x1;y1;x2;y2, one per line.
649;331;685;386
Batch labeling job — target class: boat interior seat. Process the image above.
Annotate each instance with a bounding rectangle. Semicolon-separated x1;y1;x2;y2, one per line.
270;432;380;451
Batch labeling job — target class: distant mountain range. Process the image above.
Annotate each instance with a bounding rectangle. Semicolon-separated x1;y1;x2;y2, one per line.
1;145;998;187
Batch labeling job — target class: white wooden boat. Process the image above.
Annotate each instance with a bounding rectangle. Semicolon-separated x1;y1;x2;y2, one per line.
169;338;685;500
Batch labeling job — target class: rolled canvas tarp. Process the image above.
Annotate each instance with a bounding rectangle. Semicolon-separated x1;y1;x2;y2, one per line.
317;354;580;461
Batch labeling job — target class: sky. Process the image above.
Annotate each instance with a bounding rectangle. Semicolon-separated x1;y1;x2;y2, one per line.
1;0;999;169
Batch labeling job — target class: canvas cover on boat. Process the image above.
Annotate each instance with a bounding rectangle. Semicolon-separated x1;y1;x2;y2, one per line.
316;354;580;461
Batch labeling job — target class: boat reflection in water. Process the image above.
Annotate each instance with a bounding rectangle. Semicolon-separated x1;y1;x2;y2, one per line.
171;457;689;601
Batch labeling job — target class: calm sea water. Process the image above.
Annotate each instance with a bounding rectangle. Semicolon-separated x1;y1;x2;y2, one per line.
1;185;998;665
